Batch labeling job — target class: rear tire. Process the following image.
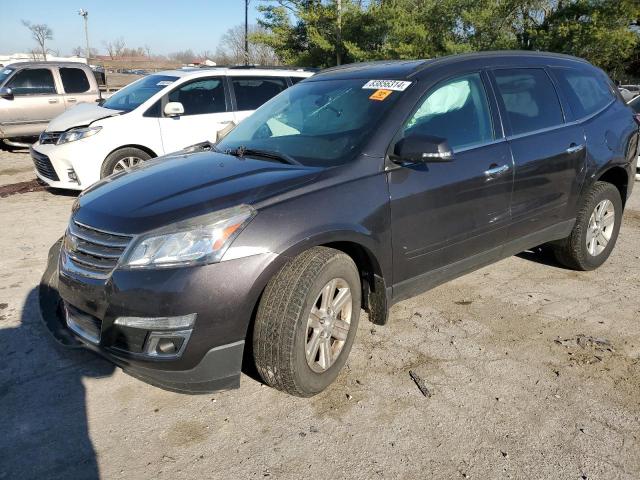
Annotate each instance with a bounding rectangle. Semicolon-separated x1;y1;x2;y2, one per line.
253;247;361;397
100;147;151;178
552;181;622;270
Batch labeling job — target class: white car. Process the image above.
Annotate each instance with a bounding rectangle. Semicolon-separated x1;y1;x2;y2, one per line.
30;67;314;190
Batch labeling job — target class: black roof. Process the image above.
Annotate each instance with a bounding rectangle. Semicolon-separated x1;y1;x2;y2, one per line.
308;51;591;82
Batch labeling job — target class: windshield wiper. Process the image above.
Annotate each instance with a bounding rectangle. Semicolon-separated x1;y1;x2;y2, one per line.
225;146;300;165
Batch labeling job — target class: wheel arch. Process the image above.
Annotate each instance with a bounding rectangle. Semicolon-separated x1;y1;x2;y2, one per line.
596;166;629;206
104;144;158;164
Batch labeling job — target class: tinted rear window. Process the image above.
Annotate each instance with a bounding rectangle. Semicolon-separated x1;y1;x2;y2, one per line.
232;76;288;111
60;67;91;93
552;67;614;119
493;68;564;136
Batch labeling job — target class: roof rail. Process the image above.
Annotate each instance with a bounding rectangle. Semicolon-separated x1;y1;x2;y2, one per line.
229;65;319;72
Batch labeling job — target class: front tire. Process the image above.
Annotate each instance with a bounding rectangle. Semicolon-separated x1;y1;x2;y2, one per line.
552;181;622;270
253;247;361;397
100;147;151;178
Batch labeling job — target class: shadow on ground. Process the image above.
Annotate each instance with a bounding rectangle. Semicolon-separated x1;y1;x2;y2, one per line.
0;287;114;479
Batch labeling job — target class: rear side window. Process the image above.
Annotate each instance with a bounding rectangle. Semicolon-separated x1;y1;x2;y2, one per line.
552;67;613;119
231;76;288;111
168;78;226;115
493;68;564;136
60;67;91;93
6;68;56;95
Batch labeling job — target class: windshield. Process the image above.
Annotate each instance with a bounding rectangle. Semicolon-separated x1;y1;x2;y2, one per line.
102;74;178;111
0;67;15;86
217;79;407;167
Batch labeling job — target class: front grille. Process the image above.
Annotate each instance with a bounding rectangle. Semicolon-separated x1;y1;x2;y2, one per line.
62;220;132;279
31;150;59;181
39;131;63;145
65;303;102;344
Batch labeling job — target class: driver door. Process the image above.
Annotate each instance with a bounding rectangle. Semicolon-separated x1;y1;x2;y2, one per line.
388;72;513;295
158;77;234;154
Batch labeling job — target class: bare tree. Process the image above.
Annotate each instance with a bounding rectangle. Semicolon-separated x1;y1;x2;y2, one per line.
168;49;197;64
144;44;151;58
22;20;53;61
103;37;126;59
72;45;97;58
215;25;279;66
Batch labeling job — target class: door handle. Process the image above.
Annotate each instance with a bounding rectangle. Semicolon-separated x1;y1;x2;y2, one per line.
67;97;77;103
484;164;510;179
48;99;58;104
566;143;585;154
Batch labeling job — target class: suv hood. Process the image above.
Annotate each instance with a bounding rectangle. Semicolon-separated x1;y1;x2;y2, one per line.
74;151;323;234
46;103;122;132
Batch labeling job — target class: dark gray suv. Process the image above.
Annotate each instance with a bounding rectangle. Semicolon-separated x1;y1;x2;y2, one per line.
41;51;639;397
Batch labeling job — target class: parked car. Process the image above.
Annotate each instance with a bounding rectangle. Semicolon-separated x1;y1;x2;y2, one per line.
618;87;636;102
30;67;314;190
629;95;640;180
0;61;100;147
40;51;638;397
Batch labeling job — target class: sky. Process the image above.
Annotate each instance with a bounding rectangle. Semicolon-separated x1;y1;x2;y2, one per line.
1;0;262;56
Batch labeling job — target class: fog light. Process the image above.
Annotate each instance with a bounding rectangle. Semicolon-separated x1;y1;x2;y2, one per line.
156;338;178;354
144;330;191;358
114;313;196;329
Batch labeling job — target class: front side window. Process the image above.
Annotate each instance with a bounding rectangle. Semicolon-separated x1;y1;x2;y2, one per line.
552;67;614;119
217;78;407;167
493;68;564;136
102;74;178;112
60;67;90;94
232;76;288;111
401;73;494;151
168;78;226;115
7;68;56;95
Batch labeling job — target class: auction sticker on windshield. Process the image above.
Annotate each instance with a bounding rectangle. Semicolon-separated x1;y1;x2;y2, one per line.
362;80;412;91
369;89;393;101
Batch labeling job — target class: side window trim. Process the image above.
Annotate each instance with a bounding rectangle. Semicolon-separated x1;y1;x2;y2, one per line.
160;76;229;117
488;66;566;139
7;67;60;96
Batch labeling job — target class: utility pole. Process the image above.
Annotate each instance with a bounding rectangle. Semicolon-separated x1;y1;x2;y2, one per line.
244;0;250;66
336;0;342;66
78;9;90;62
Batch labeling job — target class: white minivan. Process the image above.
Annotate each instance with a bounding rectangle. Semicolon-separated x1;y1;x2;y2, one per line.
30;67;314;190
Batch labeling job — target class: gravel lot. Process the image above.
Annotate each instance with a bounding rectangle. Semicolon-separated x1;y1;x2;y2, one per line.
1;148;639;480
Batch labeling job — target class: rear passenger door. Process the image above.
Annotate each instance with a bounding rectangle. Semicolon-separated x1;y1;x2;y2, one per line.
58;66;97;109
158;76;233;153
229;76;288;124
490;67;586;239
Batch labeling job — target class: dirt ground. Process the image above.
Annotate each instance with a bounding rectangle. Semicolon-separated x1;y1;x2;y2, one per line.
1;148;639;480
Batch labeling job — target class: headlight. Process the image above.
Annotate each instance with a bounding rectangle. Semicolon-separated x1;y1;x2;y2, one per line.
121;204;256;269
57;126;102;144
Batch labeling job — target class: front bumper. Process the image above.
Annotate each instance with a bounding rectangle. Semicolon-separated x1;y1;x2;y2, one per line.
31;141;104;191
39;239;281;393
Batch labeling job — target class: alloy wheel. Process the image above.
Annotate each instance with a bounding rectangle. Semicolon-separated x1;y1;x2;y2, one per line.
113;156;143;172
305;278;352;373
586;199;615;256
